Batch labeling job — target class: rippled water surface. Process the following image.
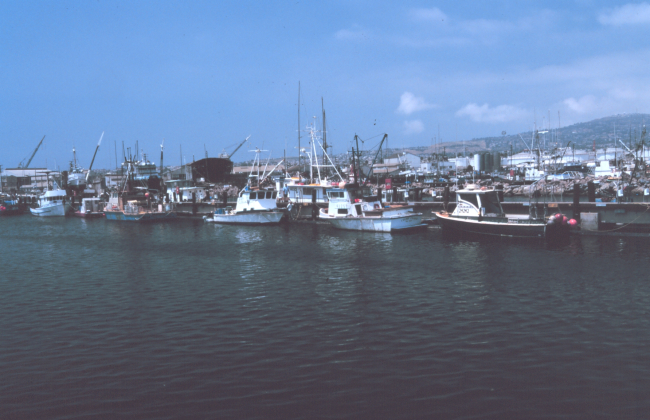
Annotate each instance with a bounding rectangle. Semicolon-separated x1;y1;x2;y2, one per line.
2;216;650;419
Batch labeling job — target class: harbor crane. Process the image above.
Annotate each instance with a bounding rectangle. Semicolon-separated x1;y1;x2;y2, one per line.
219;136;251;159
18;135;46;168
85;132;104;182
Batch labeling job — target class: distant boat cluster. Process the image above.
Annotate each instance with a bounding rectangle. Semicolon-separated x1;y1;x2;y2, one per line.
3;118;649;238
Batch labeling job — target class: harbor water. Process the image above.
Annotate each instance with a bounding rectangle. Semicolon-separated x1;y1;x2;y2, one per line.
2;216;650;419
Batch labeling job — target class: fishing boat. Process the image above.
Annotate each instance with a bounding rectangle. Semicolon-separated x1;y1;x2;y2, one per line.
319;183;425;232
29;178;74;217
203;188;283;225
205;146;284;225
434;184;548;238
104;150;175;222
105;199;175;222
0;196;27;216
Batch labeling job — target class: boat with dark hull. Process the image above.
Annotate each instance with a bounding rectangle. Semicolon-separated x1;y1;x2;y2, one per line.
0;197;27;216
434;185;548;238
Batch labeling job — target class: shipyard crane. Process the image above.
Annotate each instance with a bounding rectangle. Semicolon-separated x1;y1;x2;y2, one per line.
618;139;632;153
18;135;46;168
85;132;104;182
218;136;251;159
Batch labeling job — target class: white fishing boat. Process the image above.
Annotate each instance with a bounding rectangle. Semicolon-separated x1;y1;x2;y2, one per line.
319;183;425;232
204;146;285;225
434;184;548;238
204;188;283;224
30;177;73;217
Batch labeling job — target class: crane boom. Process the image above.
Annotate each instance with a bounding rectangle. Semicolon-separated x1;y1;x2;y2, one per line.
228;135;251;159
619;139;632;152
23;135;46;168
86;132;104;182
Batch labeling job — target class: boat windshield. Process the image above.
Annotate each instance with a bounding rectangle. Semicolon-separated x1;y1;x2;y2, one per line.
457;193;479;209
480;192;502;214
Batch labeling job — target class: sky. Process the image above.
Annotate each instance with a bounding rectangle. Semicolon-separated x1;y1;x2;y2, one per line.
2;0;650;169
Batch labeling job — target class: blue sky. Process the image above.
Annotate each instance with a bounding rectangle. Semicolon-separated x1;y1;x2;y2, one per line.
2;0;650;169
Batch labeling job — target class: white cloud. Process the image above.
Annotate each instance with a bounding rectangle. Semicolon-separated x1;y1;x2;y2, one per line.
563;95;598;114
334;26;369;41
409;7;448;23
396;92;434;115
456;103;528;123
598;3;650;26
403;120;425;134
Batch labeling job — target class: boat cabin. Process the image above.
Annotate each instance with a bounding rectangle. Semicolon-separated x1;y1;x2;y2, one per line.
326;185;381;217
453;186;505;218
40;189;67;203
79;197;103;213
235;189;278;212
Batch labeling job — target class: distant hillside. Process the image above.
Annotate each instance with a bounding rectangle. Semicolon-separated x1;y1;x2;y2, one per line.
423;113;650;155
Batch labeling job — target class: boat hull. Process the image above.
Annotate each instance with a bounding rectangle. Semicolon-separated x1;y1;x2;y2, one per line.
0;203;27;216
205;211;284;225
435;212;546;238
29;203;73;217
73;211;105;218
327;213;424;232
105;210;177;222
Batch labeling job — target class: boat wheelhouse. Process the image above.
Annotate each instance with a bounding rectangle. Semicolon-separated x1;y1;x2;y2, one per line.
73;197;105;218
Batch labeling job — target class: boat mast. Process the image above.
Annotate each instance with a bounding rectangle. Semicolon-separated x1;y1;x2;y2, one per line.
298;82;301;173
322;97;327;177
353;134;361;184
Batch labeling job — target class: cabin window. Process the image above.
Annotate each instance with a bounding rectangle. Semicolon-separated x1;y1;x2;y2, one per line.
272;191;277;199
337;208;348;215
250;192;257;199
266;191;273;199
458;193;479;209
479;193;502;214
